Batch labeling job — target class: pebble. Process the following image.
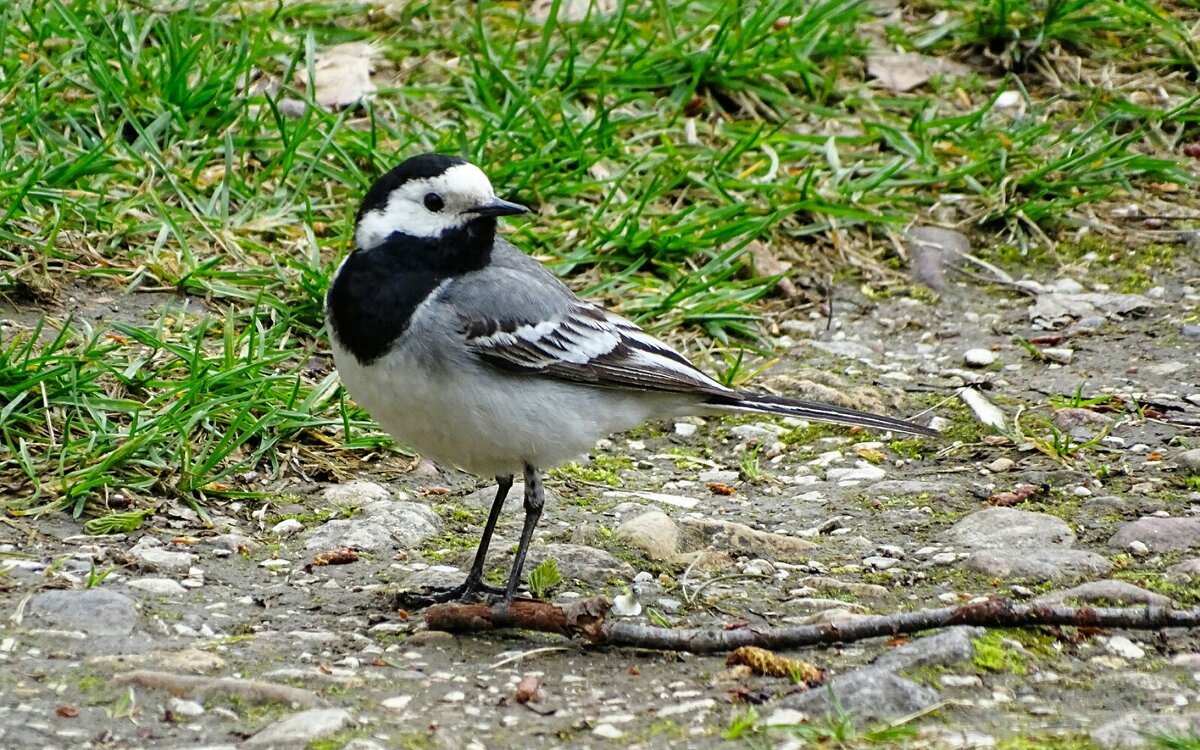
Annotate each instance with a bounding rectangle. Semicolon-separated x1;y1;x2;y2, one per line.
592;724;624;739
304;501;441;552
963;348;997;367
125;578;188;596
244;708;353;747
1109;517;1200;553
1041;347;1074;364
673;422;697;437
322;480;393;507
381;696;412;712
941;508;1075;549
863;556;901;570
168;697;206;717
271;518;304;537
825;463;887;483
1104;636;1145;660
964;548;1112;582
129;544;196;574
984;457;1015;473
441;691;466;703
1179;448;1200;474
27;590;140;637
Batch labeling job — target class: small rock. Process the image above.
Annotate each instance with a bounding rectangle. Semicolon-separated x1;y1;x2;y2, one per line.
1091;711;1200;749
1166;557;1200;579
1179;448;1200;474
1109;517;1200;553
942;508;1075;549
1128;540;1150;557
381;691;415;710
964;548;1112;582
1035;580;1173;607
1041;347;1073;364
963;348;997;368
984;458;1015;473
323;480;393;508
960;547;1108;583
826;462;887;483
304;501;440;552
271;518;304;537
674;422;698;437
863;556;901;570
681;517;816;559
125;578;188;596
592;724;624;739
931;552;957;565
1103;636;1145;660
782;668;940;721
763;707;809;726
614;511;681;563
129;544;196;574
245;708;353;747
441;691;465;703
27;590;140;637
168;697;205;717
939;674;982;688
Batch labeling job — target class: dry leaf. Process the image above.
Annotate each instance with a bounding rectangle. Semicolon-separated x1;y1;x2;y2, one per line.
515;675;539;704
298;42;377;110
312;548;360;566
867;52;969;93
726;646;824;685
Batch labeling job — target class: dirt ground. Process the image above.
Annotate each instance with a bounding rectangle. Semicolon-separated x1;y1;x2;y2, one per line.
2;245;1199;750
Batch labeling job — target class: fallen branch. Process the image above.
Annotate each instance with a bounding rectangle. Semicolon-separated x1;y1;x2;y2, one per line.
424;596;1200;654
110;670;321;707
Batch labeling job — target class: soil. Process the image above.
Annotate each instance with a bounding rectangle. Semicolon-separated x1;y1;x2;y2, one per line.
1;247;1199;750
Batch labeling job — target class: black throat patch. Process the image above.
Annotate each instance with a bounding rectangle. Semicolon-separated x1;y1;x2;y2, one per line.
327;219;497;365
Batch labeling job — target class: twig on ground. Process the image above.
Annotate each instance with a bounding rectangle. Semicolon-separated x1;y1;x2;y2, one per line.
424;596;1200;655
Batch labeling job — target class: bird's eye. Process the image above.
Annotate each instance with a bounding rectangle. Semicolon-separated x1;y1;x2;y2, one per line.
423;193;445;212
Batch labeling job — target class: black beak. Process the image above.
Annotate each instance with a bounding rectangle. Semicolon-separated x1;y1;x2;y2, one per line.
467;198;529;218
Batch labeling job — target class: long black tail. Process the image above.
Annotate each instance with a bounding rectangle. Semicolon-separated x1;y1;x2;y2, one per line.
708;391;939;437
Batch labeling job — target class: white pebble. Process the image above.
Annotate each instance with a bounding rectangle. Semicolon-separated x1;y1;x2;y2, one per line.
964;348;997;367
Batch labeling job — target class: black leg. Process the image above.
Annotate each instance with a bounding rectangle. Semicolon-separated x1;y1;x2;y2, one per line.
503;464;545;603
417;475;513;605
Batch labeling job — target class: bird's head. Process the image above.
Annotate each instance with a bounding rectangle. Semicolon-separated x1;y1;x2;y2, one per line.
354;154;528;251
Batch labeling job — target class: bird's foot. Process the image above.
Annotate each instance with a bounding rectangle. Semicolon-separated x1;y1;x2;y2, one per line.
395;578;507;609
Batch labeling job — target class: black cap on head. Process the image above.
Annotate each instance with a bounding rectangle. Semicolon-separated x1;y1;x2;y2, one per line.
356;153;467;222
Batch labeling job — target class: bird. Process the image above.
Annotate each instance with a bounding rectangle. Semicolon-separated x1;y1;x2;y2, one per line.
325;153;938;606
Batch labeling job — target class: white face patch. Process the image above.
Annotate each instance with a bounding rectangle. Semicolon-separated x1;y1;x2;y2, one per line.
356;163;497;249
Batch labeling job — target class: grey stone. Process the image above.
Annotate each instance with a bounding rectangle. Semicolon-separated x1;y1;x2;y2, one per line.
125;578;188;596
1109;517;1200;553
870;480;958;499
271;518;304;537
405;565;466;591
782;669;940;722
209;533;260;553
305;501;440;552
963;348;997;368
964;548;1112;582
322;480;392;508
129;545;196;574
1090;711;1200;749
941;507;1075;549
826;464;887;483
1028;292;1154;329
873;627;983;672
680;517;817;559
1035;579;1174;607
27;590;139;636
1178;448;1200;474
245;708;353;747
614;511;681;563
1167;557;1200;579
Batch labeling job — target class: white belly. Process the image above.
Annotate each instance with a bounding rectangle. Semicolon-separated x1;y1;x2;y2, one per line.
332;340;679;477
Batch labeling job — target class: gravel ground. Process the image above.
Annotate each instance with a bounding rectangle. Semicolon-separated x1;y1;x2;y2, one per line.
2;250;1200;750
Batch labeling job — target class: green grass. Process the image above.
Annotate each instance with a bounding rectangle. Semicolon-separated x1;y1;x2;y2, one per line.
1;0;1197;516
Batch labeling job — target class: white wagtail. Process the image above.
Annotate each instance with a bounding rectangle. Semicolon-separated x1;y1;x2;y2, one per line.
326;153;938;605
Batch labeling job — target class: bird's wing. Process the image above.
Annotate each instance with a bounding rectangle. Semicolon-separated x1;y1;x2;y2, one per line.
444;251;733;397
